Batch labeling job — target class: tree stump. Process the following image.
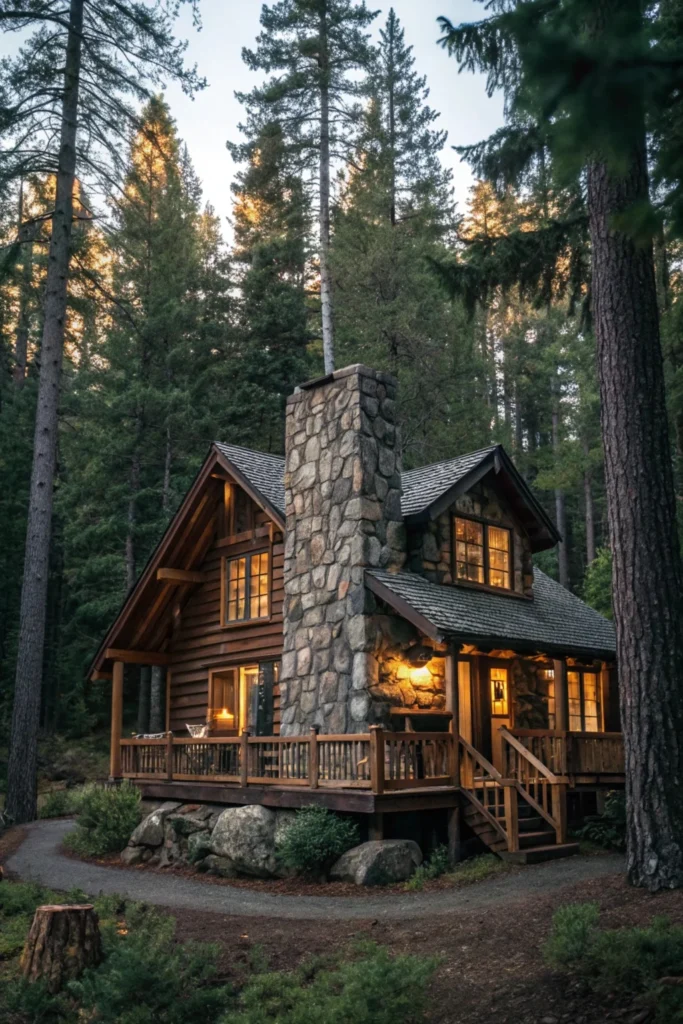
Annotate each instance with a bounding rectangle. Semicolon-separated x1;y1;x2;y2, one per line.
20;904;103;993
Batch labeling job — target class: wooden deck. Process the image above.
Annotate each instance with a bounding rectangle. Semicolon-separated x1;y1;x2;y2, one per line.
508;729;625;784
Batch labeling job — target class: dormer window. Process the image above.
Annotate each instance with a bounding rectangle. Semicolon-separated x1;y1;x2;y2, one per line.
454;516;511;590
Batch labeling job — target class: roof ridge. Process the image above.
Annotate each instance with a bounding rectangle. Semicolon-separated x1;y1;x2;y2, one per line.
401;445;499;478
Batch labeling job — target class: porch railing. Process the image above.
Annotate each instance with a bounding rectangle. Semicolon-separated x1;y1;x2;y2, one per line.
119;726;458;795
509;729;624;777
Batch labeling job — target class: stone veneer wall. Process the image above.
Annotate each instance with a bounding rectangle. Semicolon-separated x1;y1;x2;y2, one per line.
279;365;406;735
407;480;534;597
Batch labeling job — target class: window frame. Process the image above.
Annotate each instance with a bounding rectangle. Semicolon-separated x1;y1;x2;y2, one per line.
220;547;271;627
567;667;603;733
452;513;514;592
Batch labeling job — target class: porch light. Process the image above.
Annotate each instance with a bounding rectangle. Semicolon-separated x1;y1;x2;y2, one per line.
409;665;432;686
405;644;433;666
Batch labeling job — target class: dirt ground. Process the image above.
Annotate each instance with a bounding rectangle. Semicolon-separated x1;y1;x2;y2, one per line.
173;869;682;1024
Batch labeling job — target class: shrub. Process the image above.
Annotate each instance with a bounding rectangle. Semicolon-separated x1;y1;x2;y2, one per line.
63;781;141;857
39;787;84;819
72;903;230;1024
575;791;626;851
224;941;437;1024
404;844;451;891
544;902;683;1022
277;806;359;877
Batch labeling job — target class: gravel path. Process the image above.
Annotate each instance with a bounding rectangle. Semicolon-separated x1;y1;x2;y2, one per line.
7;819;625;921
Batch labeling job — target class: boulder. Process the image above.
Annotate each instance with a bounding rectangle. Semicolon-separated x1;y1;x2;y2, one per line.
120;846;144;867
209;805;295;878
187;829;212;864
198;854;237;878
330;840;422;886
129;801;181;848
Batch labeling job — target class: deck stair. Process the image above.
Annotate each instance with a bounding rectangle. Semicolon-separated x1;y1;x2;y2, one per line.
459;733;579;865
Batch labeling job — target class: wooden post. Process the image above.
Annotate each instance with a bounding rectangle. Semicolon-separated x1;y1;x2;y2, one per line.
109;661;124;779
166;730;174;782
503;783;519;852
553;658;569;732
552;782;568;844
21;905;102;994
369;725;384;795
368;811;384;841
447;804;461;865
309;726;319;789
240;730;249;787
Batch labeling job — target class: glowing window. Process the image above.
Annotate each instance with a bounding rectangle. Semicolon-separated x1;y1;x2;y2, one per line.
224;551;270;623
487;525;510;589
454;517;511;590
568;669;601;732
490;667;509;716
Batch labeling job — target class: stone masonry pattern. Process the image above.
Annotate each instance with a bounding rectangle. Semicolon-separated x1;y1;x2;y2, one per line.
279;365;406;735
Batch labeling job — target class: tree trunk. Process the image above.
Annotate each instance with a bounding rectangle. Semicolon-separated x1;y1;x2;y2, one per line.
149;665;165;733
21;904;102;994
137;665;151;735
319;9;334;374
552;402;569;588
6;0;84;825
387;12;397;227
587;0;683;891
583;438;596;566
14;181;33;388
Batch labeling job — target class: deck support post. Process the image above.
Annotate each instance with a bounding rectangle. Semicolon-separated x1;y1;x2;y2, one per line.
166;730;174;782
369;725;384;795
551;783;568;844
447;804;461;865
109;661;124;780
368;812;384;841
240;730;249;787
503;783;519;852
309;727;319;789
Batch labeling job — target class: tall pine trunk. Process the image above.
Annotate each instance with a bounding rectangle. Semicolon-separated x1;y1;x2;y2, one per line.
588;0;683;890
14;181;33;388
6;0;84;824
552;399;569;588
319;8;334;373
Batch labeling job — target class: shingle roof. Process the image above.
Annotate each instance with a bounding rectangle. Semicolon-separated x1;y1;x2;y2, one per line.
400;446;498;516
367;567;616;658
214;443;285;518
214;442;505;521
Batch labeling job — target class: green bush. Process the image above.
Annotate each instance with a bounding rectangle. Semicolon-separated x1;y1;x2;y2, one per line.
544;902;683;1021
72;904;230;1024
39;787;84;819
63;781;141;856
404;844;451;891
224;941;437;1024
575;791;627;851
277;806;359;877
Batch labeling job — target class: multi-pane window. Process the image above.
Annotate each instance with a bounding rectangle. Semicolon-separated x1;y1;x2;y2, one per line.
540;668;556;728
209;664;259;733
225;551;269;623
454;517;511;590
490;666;509;716
568;669;601;732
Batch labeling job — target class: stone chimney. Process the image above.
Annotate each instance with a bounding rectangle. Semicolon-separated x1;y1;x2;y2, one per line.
279;365;405;735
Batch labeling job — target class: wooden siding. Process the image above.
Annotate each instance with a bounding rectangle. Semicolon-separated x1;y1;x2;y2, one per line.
167;500;284;734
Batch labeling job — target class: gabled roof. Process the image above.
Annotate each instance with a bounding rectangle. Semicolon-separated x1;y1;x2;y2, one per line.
212;441;559;552
367;567;616;660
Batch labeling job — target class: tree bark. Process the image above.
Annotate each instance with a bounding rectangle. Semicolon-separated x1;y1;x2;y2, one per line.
319;7;334;373
137;665;151;735
6;0;84;825
14;181;33;388
21;904;102;993
149;665;166;733
552;401;569;588
587;0;683;890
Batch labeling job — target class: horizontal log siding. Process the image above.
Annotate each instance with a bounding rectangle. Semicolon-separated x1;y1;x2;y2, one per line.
168;502;283;734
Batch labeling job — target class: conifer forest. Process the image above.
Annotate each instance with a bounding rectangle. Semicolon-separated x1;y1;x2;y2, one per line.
2;0;683;888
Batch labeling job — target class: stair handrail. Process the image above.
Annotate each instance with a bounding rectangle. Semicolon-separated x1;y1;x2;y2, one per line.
458;734;504;782
499;727;568;783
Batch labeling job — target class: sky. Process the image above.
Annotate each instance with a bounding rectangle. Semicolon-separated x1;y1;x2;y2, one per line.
161;0;504;233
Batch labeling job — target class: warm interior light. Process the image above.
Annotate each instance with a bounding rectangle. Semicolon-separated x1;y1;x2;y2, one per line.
218;708;234;722
409;665;432;685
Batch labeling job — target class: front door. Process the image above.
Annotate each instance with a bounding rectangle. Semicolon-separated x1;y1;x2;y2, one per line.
488;663;511;774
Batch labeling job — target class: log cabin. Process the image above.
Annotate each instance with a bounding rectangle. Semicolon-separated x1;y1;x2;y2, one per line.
91;365;620;863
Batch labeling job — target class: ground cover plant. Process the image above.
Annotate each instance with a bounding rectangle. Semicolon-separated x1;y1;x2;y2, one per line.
544;901;683;1021
62;782;140;857
575;792;627;852
39;788;84;820
405;851;510;892
276;806;359;877
0;880;436;1024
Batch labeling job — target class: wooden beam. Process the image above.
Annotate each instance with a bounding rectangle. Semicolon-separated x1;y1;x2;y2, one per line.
105;648;170;666
110;661;124;778
156;568;206;584
91;670;113;682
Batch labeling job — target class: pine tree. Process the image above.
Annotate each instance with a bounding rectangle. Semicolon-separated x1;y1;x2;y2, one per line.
439;0;683;889
1;0;203;821
236;0;377;373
